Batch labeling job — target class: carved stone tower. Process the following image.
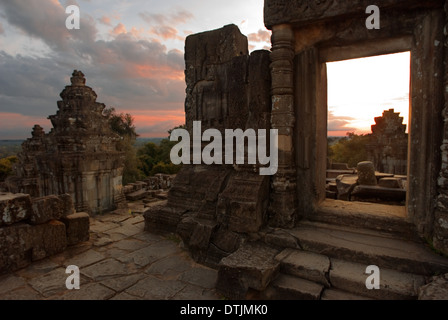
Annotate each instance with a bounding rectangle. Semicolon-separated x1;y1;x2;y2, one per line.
12;70;126;214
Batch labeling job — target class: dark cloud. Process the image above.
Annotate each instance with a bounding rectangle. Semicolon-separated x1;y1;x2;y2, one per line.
0;22;4;35
0;1;187;138
0;1;97;52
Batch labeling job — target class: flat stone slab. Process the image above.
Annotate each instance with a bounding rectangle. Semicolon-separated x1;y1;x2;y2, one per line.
289;221;448;275
0;274;27;295
267;274;323;300
321;288;372;300
0;286;42;300
179;267;218;289
109;238;149;252
275;248;330;286
82;258;131;281
29;267;70;297
126;189;148;201
100;273;146;292
173;284;222;300
145;255;193;280
117;240;181;267
216;242;280;299
63;249;106;268
124;276;186;299
330;259;426;300
60;283;115;300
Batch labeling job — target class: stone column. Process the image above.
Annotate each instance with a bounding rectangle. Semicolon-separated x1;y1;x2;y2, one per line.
268;24;297;228
434;1;448;255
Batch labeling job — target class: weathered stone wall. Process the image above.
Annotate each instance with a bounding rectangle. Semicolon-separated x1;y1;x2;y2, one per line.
144;24;272;266
434;0;448;254
10;71;126;215
0;192;89;274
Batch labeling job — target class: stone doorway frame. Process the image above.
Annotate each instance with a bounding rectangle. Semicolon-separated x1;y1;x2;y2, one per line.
313;43;412;215
265;1;445;239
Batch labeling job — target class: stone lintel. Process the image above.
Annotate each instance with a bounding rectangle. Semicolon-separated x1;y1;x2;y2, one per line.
264;0;442;29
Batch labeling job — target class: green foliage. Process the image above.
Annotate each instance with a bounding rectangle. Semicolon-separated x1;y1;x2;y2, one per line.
328;132;371;168
0;156;18;181
136;124;185;177
104;107;143;184
0;141;22;158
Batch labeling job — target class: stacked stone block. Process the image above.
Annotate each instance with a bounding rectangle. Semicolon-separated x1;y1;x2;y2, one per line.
0;192;89;274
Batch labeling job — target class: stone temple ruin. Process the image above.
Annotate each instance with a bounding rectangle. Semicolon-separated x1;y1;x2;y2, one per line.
367;108;408;175
1;0;448;300
326;109;409;204
8;71;126;215
144;0;448;299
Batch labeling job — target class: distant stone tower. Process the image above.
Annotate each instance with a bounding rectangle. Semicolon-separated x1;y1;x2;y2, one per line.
366;108;408;175
11;70;126;214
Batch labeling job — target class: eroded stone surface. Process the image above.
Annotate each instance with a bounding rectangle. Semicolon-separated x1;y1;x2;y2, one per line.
0;193;32;226
216;242;279;299
418;274;448;300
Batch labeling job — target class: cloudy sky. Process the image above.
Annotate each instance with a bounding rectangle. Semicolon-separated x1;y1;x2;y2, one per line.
327;51;410;136
0;0;409;140
0;0;270;139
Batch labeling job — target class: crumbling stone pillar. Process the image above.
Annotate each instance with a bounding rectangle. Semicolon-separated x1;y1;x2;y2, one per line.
268;24;297;228
144;25;272;266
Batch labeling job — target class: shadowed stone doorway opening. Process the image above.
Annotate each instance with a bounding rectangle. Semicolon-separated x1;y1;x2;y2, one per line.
324;52;411;220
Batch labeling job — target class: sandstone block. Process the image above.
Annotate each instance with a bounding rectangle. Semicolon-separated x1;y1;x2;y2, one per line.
266;274;323;300
275;248;330;286
0;223;34;273
30;194;74;225
31;220;67;261
356;161;377;186
125;189;148;201
217;172;269;233
0;193;32;226
144;205;184;234
335;174;358;200
60;212;90;246
216;242;279;299
378;177;403;189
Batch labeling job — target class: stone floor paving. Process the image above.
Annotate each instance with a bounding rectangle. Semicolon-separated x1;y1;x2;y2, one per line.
0;200;223;300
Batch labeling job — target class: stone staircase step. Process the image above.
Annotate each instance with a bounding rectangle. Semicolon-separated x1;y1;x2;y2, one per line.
262;274;324;300
275;248;330;287
312;199;417;240
215;242;280;299
321;288;373;300
288;221;448;276
329;259;426;300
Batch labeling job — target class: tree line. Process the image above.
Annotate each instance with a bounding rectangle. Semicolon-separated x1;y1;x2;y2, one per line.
0;108;183;184
0;108;371;183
